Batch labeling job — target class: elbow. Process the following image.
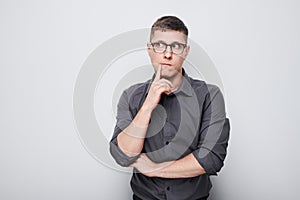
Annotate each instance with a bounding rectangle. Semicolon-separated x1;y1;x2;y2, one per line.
109;141;139;167
204;157;225;176
213;158;225;174
193;150;226;176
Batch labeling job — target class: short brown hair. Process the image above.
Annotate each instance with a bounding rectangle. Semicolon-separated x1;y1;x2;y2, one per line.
150;16;188;41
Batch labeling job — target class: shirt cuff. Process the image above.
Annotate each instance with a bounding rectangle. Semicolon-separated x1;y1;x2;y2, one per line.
109;139;140;167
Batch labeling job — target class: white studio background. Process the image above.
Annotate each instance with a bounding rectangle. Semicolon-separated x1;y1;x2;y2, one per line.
1;0;299;199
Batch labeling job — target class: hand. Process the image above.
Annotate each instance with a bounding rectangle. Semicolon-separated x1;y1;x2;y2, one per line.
131;154;165;177
142;65;173;111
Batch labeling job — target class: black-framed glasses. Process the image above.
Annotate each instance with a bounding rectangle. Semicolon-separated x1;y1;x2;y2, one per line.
150;42;187;55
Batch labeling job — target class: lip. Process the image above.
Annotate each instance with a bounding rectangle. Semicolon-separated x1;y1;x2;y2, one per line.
160;63;172;66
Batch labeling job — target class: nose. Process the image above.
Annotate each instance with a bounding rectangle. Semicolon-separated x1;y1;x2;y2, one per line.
164;46;173;59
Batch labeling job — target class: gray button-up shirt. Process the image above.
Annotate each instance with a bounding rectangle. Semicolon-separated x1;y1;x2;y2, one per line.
110;69;230;200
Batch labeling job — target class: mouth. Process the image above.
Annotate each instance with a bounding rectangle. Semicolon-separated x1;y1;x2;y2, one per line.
160;63;172;66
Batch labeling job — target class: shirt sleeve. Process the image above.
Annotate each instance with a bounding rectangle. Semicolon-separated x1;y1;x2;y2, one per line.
109;89;140;167
192;85;230;175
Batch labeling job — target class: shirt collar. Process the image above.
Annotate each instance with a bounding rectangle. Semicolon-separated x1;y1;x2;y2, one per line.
145;68;193;97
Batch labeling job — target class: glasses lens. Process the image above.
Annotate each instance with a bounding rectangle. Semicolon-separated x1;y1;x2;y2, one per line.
151;42;186;54
171;43;184;54
152;42;166;53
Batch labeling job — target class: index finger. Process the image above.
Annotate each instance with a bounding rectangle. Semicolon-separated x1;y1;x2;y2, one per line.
154;64;161;82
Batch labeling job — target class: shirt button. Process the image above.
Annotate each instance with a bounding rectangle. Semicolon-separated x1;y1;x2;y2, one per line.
165;141;169;145
166;186;170;191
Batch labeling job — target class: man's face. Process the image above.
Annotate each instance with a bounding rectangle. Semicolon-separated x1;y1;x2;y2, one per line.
147;30;190;80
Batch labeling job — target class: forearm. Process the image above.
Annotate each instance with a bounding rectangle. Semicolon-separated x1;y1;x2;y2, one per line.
156;153;206;178
133;153;206;178
117;105;152;157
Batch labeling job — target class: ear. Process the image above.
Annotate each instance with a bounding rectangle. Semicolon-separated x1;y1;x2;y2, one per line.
183;45;190;58
146;43;152;56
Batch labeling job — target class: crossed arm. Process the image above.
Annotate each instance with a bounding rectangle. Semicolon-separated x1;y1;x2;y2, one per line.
116;99;206;178
116;65;207;179
117;104;206;178
131;153;206;178
112;66;229;178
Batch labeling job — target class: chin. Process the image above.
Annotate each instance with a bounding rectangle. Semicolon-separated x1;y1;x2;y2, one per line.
162;69;180;77
161;73;176;80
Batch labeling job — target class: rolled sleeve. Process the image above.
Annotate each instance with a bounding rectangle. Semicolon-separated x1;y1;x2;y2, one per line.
193;85;230;175
109;88;141;167
110;129;140;167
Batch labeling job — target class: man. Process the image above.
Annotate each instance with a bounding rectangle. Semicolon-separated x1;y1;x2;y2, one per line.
110;16;230;200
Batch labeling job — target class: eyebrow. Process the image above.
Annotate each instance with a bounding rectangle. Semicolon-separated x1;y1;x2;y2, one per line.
152;40;185;44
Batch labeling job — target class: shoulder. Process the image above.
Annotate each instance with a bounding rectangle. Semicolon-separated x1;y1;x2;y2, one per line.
188;77;224;104
122;79;151;102
188;77;225;115
189;77;221;94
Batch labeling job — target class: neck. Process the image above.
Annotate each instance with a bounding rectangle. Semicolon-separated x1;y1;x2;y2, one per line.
169;69;183;92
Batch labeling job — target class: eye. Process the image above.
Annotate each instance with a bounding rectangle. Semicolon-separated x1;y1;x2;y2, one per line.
154;42;164;48
171;43;181;49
